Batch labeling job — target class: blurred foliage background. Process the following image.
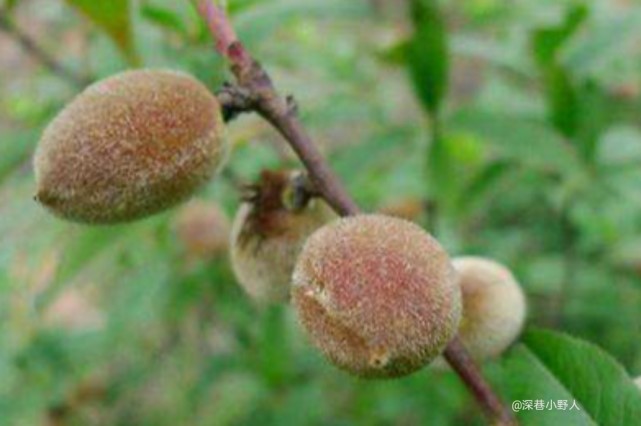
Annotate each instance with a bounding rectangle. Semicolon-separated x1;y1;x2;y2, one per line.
0;0;640;425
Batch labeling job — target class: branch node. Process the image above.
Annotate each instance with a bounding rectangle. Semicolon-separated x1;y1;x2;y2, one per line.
216;83;254;122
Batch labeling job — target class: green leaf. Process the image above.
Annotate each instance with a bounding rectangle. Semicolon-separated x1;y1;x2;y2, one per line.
531;5;588;68
531;6;587;139
447;108;581;174
544;66;580;137
496;329;641;426
376;38;409;65
496;346;596;425
406;0;449;115
65;0;137;64
541;64;578;138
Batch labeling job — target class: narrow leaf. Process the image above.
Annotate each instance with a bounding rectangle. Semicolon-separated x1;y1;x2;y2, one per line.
532;5;588;68
531;5;588;138
542;64;578;138
406;0;449;115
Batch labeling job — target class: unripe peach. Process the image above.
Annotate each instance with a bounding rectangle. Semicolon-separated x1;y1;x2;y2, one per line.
230;170;336;304
635;376;641;390
34;69;227;224
174;200;230;259
452;256;526;361
292;214;461;378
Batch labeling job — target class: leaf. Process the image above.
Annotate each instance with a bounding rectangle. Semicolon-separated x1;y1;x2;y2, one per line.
376;38;409;65
406;0;449;115
65;0;137;64
496;329;641;426
531;5;588;68
541;64;578;138
526;329;641;424
531;6;588;139
496;346;596;425
447;108;581;174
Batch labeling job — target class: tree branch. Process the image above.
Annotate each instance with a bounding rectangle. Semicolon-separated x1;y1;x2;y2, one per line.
194;1;515;424
203;0;358;216
444;337;516;425
0;9;90;89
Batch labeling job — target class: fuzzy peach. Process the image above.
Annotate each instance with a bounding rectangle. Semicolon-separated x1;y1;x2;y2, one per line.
292;214;461;378
230;170;336;304
452;256;526;361
34;69;227;224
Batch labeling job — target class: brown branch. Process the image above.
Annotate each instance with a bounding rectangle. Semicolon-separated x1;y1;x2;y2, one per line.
203;0;358;216
194;1;515;424
0;9;90;88
445;337;517;425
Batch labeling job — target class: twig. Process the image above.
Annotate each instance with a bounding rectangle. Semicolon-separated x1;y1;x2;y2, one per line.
198;1;358;217
0;9;90;88
444;337;517;425
192;1;515;424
